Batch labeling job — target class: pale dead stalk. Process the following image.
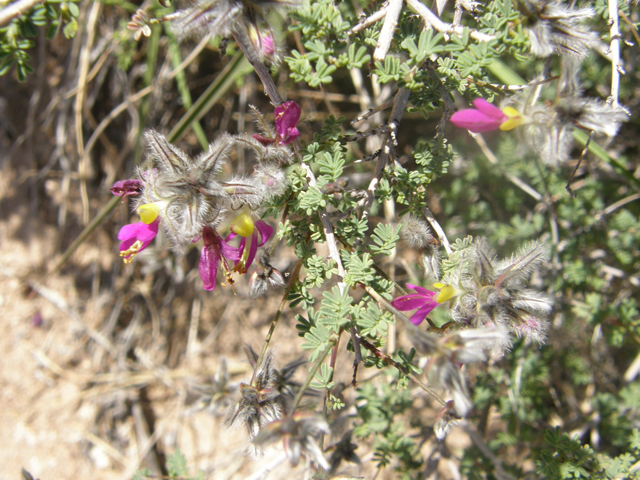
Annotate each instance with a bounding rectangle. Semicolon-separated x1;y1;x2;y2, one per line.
374;0;404;61
349;5;388;34
608;0;624;106
0;0;44;27
405;0;494;42
422;206;453;256
76;0;102;224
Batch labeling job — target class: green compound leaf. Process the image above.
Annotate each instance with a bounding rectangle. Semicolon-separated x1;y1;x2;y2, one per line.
319;285;354;332
343;252;376;286
369;223;401;256
317;149;345;181
310;363;335;390
302;323;332;362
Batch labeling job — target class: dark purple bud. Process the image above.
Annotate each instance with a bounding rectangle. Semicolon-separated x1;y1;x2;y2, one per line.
111;179;143;199
253;133;277;146
31;312;43;327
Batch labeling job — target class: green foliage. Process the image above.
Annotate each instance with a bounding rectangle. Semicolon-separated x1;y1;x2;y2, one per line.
310;363;335;390
369;223;401;256
0;0;81;81
354;377;422;475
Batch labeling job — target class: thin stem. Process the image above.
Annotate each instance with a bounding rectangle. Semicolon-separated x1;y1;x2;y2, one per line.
566;130;594;197
357;335;446;406
290;339;336;413
608;0;624;106
474;133;542;201
363;285;412;324
320;328;342;450
422;207;452;257
356;88;410;247
233;28;282;105
251;258;303;385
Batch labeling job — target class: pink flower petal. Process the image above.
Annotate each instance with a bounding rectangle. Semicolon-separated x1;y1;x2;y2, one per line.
117;220;159;259
255;220;274;247
450;109;505;133
392;293;428;311
406;283;436;297
472;98;505;119
199;245;218;291
243;234;259;272
220;239;242;261
275;101;301;137
409;303;438;325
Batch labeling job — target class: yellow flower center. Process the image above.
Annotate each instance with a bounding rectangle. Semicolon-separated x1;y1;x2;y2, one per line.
499;107;525;131
230;212;255;238
137;203;162;224
433;283;456;303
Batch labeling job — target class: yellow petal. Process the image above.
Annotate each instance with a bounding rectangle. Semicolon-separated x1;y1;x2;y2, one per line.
230;212;255;238
137;203;161;224
499;107;524;131
436;284;455;303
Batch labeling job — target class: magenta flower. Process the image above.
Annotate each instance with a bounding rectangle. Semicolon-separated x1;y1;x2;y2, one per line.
391;283;441;325
111;179;143;200
274;100;301;145
199;226;242;291
450;98;524;133
262;34;276;58
118;219;160;263
226;219;274;274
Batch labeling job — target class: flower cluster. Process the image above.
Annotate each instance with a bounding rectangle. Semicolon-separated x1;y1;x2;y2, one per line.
112;102;301;292
395;237;552;419
439;238;552;343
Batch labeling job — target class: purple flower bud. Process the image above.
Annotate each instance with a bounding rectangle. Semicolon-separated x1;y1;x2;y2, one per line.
262;35;276;57
110;179;143;199
274;101;301;145
252;133;277;146
31;312;43;327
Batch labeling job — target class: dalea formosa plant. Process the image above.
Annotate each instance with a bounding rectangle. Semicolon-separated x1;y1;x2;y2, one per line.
8;0;636;474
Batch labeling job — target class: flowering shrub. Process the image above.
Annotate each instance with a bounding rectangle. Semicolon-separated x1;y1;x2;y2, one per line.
108;0;638;475
6;0;640;477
